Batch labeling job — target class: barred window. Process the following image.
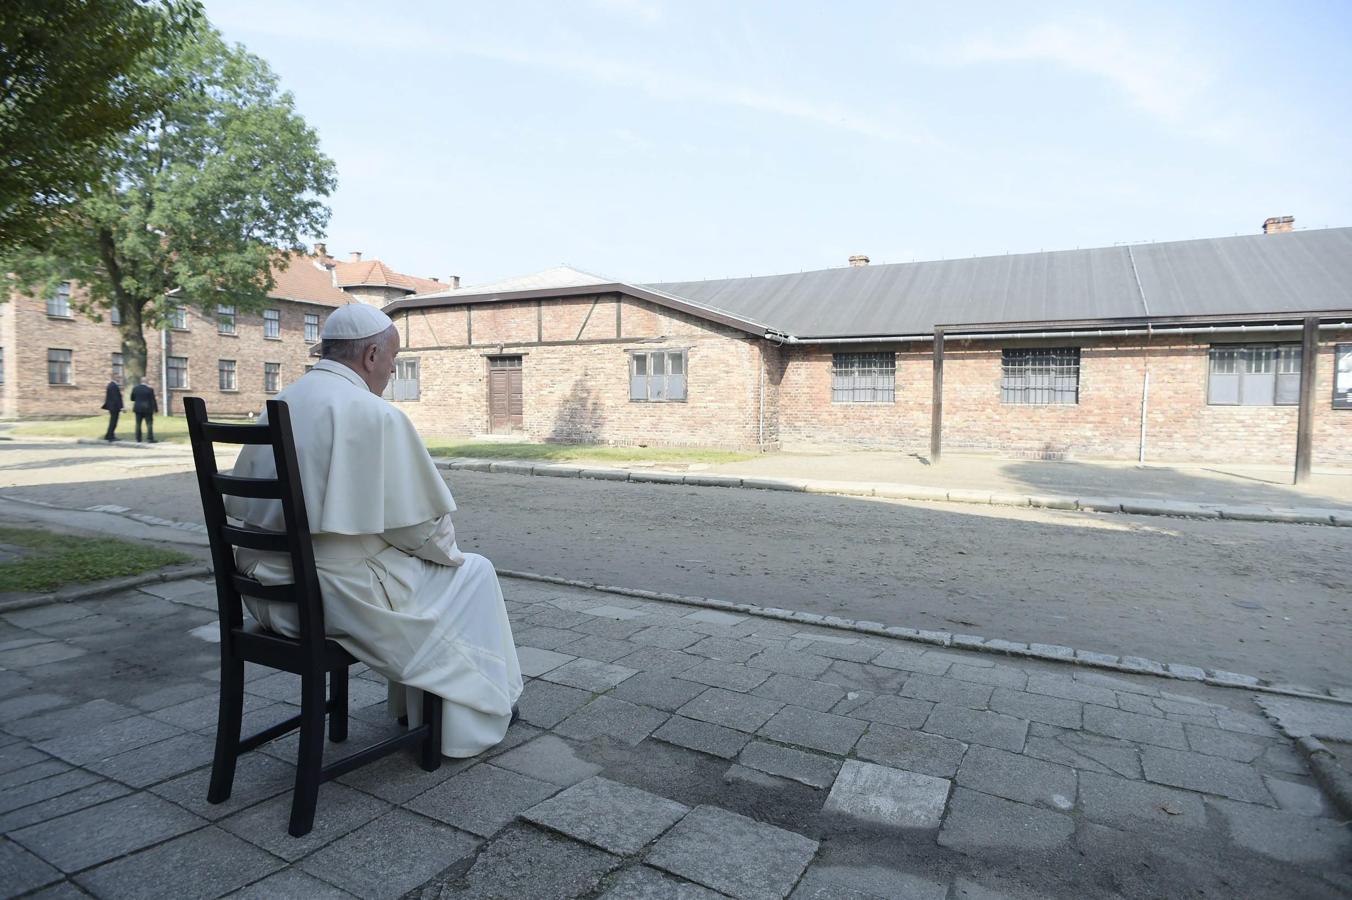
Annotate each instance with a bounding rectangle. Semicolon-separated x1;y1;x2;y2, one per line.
167;356;187;389
218;359;237;391
217;304;236;334
47;282;71;317
47;348;72;384
169;305;188;330
832;352;896;403
304;313;320;342
1208;344;1300;406
263;308;280;339
390;358;420;401
264;362;280;393
1001;348;1080;405
630;350;687;402
111;352;124;385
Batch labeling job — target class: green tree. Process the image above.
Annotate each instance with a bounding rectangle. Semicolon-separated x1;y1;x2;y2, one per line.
0;0;203;249
12;23;336;384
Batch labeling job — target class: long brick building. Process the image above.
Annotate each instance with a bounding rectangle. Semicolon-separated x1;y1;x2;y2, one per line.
382;220;1352;466
1;247;445;420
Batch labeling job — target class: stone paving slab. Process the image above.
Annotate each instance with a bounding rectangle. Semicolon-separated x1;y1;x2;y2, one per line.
299;808;480;900
522;775;688;855
74;826;282;900
738;741;840;790
824;759;950;829
937;788;1074;852
10;792;205;873
647;805;818;900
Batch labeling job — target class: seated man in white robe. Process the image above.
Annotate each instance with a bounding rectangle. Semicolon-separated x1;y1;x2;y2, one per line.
225;303;523;757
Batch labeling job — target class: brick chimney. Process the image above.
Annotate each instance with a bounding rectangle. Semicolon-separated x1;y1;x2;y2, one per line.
1262;216;1294;234
313;242;327;258
348;251;362;262
449;275;461;289
848;255;870;267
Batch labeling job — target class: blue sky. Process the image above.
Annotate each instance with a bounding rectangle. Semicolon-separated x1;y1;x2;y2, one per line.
206;0;1352;286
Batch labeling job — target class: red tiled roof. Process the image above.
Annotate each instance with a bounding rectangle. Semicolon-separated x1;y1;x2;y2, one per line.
333;259;446;294
267;253;446;307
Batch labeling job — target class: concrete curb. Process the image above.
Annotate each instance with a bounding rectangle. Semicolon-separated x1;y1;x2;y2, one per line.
0;564;214;613
494;567;1352;705
1293;736;1352;820
435;458;1352;527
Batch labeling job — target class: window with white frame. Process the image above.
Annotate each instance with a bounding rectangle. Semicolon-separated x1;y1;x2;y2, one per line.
218;359;236;391
111;352;124;385
1208;344;1301;406
47;282;71;317
629;349;687;402
831;352;896;403
169;305;188;330
217;304;236;334
264;362;280;393
388;358;419;401
167;356;188;388
263;308;280;339
47;348;72;384
1001;348;1081;405
304;313;320;342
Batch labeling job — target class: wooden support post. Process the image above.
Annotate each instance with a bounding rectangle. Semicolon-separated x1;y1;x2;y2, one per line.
930;327;945;464
1294;316;1318;483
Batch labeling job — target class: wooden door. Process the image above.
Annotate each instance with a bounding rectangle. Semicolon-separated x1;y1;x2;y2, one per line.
488;356;523;433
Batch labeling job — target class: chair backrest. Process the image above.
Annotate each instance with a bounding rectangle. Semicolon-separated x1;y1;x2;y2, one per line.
184;397;327;657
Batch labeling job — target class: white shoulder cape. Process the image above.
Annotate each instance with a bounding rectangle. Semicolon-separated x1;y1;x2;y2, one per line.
224;359;455;534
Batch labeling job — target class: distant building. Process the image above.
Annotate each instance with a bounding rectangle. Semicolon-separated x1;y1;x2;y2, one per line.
0;246;447;419
382;221;1352;466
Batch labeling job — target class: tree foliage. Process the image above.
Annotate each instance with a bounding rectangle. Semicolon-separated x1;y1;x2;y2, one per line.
0;0;202;249
9;21;336;382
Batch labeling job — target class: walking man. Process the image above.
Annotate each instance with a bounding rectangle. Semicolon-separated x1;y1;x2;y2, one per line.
130;377;157;442
101;380;123;442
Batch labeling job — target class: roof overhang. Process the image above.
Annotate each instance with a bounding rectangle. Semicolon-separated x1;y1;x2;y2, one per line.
383;282;770;337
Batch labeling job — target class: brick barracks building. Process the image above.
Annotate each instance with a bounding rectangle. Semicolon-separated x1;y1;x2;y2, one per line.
1;247;446;421
382;219;1352;467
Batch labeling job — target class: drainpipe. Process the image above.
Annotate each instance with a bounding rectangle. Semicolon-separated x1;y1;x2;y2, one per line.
161;326;170;417
758;348;766;450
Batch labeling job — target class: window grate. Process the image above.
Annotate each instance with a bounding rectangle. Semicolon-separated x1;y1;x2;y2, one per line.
831;352;896;403
1001;348;1080;405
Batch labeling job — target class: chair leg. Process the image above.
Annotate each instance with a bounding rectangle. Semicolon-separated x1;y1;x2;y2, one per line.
207;656;245;804
329;667;348;743
289;672;327;837
420;690;441;772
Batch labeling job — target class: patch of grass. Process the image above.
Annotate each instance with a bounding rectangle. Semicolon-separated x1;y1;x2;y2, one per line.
11;414;250;444
423;440;756;466
0;526;193;593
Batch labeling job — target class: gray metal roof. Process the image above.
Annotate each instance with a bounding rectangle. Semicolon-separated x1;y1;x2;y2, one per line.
647;227;1352;337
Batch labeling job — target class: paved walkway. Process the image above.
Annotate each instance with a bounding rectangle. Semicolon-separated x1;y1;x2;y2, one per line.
2;576;1349;899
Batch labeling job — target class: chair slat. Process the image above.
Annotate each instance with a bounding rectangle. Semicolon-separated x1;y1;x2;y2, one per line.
221;523;289;552
203;422;273;445
213;473;284;499
231;574;297;603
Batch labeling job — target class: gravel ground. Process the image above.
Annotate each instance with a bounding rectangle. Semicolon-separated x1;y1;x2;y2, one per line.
2;440;1350;690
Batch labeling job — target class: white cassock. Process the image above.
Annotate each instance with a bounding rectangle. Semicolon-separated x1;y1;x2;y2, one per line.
224;359;523;757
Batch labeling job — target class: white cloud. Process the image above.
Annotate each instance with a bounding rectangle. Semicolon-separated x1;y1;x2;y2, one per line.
935;19;1216;125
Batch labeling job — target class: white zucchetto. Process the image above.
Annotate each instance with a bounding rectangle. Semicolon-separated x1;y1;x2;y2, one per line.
321;304;394;340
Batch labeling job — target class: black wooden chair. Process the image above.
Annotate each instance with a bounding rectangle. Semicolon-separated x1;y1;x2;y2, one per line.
185;397;440;837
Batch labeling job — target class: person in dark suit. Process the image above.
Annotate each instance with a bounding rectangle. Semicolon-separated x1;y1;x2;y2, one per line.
101;380;123;441
130;377;158;442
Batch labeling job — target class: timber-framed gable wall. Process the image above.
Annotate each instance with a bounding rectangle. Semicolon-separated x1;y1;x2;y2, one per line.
391;292;780;449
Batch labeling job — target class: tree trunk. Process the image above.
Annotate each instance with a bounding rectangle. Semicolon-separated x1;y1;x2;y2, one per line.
118;300;150;385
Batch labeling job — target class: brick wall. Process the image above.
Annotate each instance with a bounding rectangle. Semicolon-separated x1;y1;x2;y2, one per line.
393;294;774;448
2;285;333;419
777;334;1352;465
